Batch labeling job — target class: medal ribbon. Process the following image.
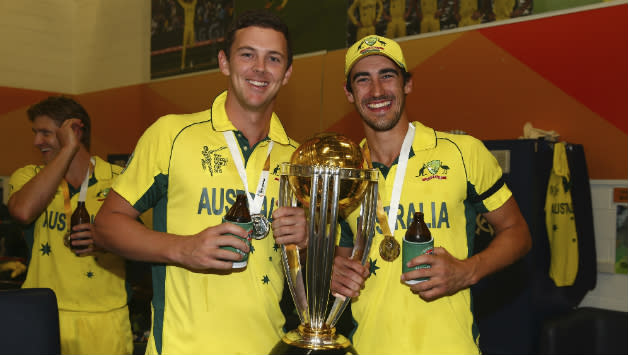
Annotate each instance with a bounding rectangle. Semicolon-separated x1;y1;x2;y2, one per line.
363;123;415;236
223;131;273;214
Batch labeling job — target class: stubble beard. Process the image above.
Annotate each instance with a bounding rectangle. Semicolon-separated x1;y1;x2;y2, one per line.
359;95;405;132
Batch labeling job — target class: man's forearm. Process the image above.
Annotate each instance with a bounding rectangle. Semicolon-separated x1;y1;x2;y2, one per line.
8;146;76;224
93;191;181;264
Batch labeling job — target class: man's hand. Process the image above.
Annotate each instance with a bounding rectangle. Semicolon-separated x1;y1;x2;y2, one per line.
174;223;251;271
271;206;308;249
401;246;477;302
331;255;370;299
56;118;84;153
69;223;99;255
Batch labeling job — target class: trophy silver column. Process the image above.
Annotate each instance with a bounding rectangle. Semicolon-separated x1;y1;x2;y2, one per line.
271;133;378;354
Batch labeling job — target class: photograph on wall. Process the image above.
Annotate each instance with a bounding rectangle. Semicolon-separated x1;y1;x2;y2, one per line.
616;204;628;274
149;0;608;78
344;0;610;47
345;0;535;46
151;0;235;79
150;0;348;79
234;0;347;56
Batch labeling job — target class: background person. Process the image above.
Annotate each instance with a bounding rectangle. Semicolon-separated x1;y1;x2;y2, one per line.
8;96;133;355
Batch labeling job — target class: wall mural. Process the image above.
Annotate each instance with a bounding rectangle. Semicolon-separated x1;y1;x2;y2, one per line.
150;0;610;79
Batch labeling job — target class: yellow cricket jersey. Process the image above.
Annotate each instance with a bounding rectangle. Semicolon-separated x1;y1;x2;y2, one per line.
494;0;515;20
421;0;438;16
389;0;406;18
459;0;481;27
349;0;383;27
9;156;132;355
340;122;512;355
113;91;299;355
545;142;578;287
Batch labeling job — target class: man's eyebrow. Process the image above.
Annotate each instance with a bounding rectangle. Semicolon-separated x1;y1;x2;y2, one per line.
235;46;285;58
352;67;398;82
379;68;399;75
351;71;370;82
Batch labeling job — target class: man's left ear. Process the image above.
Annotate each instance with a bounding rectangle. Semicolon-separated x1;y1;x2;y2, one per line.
282;65;293;85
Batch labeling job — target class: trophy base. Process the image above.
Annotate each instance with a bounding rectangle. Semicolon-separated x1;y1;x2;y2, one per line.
270;341;357;355
269;325;357;355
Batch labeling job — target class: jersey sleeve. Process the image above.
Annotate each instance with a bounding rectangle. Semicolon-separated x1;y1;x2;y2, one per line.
113;115;178;213
464;136;512;212
8;165;38;199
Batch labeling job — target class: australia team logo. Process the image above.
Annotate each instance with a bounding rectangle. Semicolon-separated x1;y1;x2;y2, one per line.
97;188;111;201
271;164;282;181
417;160;450;181
201;146;228;176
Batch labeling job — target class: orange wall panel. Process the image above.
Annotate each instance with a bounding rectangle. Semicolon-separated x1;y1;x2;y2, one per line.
1;5;625;180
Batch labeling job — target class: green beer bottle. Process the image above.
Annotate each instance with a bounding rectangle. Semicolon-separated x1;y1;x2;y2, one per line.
402;212;434;284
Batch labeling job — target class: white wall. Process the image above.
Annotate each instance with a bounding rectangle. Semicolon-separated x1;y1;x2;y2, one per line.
579;180;628;312
0;0;150;94
0;0;73;92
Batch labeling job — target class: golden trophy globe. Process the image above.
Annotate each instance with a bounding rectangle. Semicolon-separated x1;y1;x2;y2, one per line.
271;133;379;355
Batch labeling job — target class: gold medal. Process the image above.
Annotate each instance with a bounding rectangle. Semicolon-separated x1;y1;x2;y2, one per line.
64;231;72;248
379;235;400;261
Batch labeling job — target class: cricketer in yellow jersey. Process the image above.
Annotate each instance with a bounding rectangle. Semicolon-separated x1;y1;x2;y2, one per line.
330;35;532;354
8;96;133;355
177;0;198;70
94;9;308;355
348;0;384;41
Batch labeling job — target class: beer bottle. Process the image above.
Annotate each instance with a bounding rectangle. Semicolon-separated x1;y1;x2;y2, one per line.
224;194;251;223
403;212;434;284
405;212;431;243
70;201;90;251
223;194;253;269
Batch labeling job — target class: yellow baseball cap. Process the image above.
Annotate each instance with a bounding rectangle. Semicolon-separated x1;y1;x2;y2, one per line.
345;35;407;77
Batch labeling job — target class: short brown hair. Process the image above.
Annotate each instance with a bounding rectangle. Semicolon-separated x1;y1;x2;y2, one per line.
223;9;293;69
27;96;91;150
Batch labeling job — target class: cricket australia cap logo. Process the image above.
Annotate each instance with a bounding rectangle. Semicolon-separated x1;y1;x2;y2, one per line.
201;146;228;176
417;160;450;181
358;36;386;56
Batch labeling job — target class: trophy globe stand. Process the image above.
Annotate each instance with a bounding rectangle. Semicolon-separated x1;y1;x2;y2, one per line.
270;133;379;355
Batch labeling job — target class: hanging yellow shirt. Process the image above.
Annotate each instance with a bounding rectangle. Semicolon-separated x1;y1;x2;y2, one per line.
545;142;578;286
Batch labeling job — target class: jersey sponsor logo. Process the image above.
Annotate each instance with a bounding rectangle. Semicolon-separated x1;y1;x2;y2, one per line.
375;201;450;234
197;187;276;219
201;146;228;176
417;160;450;181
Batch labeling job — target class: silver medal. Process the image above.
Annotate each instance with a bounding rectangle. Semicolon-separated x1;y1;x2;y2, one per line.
251;214;270;240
